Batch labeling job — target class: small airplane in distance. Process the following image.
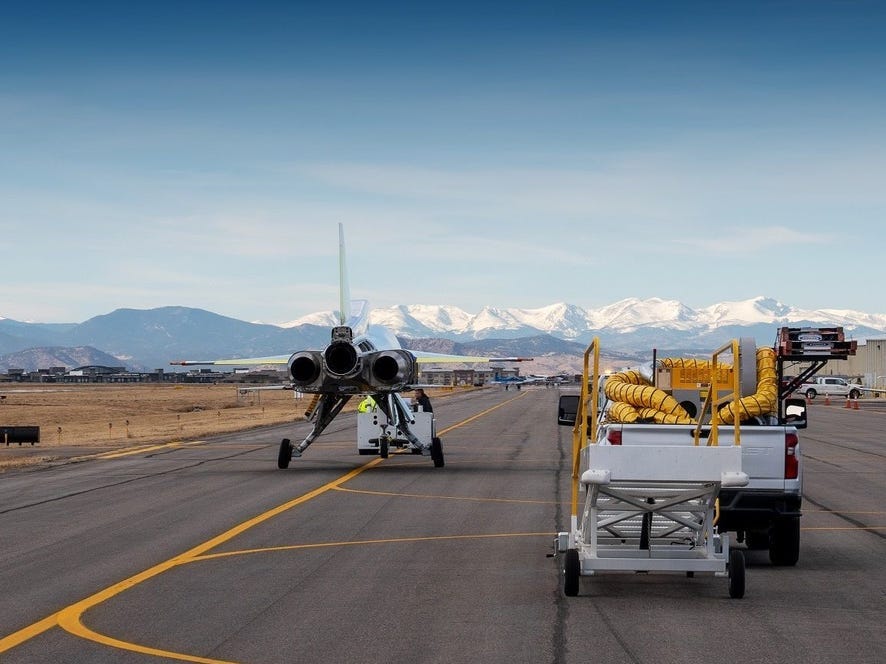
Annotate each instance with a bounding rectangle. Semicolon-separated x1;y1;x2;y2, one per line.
493;374;568;386
172;224;532;469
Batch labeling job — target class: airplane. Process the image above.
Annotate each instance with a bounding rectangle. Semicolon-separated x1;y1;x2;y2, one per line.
171;224;531;469
492;373;567;387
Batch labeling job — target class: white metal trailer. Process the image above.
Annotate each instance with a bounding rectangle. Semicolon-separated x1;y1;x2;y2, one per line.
357;408;437;458
554;338;749;598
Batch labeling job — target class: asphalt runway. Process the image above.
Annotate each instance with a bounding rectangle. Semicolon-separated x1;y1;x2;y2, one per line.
0;388;884;663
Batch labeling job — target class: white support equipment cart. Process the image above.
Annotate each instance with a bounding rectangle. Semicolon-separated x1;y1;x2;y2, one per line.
554;338;749;599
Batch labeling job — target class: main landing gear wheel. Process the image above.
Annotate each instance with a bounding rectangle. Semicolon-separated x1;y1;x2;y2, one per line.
379;438;389;459
564;548;580;597
728;548;746;599
430;437;444;468
278;438;292;469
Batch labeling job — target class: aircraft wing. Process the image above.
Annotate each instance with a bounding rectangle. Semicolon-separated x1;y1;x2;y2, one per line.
410;351;532;364
170;354;291;366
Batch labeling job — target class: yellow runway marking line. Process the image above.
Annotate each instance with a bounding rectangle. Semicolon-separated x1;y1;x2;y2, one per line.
436;392;529;436
94;440;208;459
804;510;886;515
0;456;384;661
333;485;559;505
803;526;886;531
192;532;557;563
0;399;523;659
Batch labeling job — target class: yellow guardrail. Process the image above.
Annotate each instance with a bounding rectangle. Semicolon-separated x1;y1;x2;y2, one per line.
570;336;600;523
693;339;741;448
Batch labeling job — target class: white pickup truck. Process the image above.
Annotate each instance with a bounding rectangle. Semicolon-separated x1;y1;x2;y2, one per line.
796;376;863;400
557;338;808;568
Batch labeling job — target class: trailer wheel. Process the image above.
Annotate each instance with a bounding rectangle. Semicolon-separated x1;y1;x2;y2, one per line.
564;549;580;597
729;548;746;599
379;438;389;459
277;439;292;469
849;389;861;400
805;389;817;399
769;516;800;566
431;437;444;468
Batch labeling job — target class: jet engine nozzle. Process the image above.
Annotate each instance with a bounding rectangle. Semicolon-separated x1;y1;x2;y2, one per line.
366;350;417;388
324;340;360;377
288;351;323;386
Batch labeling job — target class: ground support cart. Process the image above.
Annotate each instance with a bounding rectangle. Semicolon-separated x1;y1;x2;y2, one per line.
554;336;749;598
555;444;748;598
357;408;442;463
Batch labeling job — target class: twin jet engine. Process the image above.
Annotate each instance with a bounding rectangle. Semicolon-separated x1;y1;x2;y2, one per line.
288;326;417;393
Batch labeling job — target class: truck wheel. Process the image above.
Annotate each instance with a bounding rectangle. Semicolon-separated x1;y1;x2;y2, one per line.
769;516;800;566
805;389;817;400
849;389;861;399
745;530;770;550
564;549;580;597
729;549;746;599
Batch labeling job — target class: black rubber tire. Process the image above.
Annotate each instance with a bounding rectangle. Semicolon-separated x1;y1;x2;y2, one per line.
805;389;817;399
729;548;746;599
430;437;444;468
769;516;800;566
277;438;292;469
379;438;389;459
564;549;580;597
850;389;861;400
358;449;374;455
745;530;770;551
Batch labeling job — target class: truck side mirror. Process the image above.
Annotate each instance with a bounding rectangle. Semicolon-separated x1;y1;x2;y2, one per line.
558;395;579;426
784;397;808;429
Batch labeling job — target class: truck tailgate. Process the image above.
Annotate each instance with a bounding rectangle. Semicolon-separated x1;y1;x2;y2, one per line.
608;424;791;483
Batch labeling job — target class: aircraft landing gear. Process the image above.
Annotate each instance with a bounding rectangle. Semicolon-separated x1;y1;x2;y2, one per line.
278;438;293;469
431;437;444;468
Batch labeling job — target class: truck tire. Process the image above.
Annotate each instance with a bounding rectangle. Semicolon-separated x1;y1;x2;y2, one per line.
769;516;800;566
745;530;770;550
805;389;817;399
849;389;861;399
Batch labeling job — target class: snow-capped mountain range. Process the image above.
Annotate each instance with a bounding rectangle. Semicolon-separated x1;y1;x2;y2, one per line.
2;296;884;373
280;296;886;342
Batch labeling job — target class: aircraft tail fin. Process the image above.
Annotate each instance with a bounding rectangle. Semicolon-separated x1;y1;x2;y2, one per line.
338;223;350;326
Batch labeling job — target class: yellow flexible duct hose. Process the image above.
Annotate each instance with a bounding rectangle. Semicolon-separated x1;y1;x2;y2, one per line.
604;370;693;423
718;347;777;423
608;401;641;423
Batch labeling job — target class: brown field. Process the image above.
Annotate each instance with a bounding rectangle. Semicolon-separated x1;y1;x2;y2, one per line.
0;384;455;471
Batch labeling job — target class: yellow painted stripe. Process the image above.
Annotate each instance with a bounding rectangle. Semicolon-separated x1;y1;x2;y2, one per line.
96;440;204;459
436;392;528;436
0;391;526;658
2;456;384;659
192;532;557;563
802;526;886;531
0;616;58;654
333;485;559;505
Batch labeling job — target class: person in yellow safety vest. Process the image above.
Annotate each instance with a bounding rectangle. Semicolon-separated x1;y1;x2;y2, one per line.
357;395;377;413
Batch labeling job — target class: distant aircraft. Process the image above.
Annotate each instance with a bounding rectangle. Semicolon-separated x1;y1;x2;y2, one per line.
493;374;566;386
172;224;531;469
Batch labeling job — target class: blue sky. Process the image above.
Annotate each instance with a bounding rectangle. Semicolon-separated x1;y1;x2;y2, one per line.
3;1;885;324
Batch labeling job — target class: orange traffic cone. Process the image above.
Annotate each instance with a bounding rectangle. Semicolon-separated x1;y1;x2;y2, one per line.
853;399;860;410
825;394;831;406
844;398;852;409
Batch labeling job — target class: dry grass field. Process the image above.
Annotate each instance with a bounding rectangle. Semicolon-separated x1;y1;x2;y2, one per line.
0;384;456;471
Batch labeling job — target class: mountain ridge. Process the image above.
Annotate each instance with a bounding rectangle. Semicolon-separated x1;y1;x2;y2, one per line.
1;296;884;373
